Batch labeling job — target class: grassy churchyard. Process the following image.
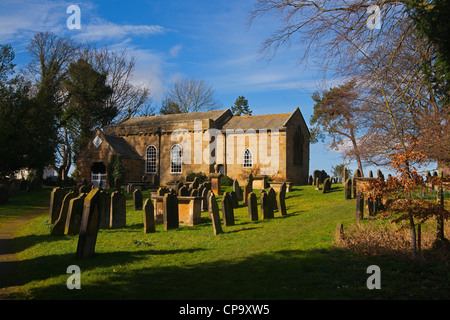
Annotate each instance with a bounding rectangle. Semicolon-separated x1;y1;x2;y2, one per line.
0;183;449;300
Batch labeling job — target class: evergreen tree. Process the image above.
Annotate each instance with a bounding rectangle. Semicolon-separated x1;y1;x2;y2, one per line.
231;96;252;116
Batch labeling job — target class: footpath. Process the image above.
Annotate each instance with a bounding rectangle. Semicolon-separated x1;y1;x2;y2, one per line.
0;209;46;299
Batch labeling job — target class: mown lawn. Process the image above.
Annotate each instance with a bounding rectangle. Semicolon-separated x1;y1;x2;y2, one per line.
4;184;450;299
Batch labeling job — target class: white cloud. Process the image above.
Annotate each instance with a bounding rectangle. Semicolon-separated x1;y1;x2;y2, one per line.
169;44;182;58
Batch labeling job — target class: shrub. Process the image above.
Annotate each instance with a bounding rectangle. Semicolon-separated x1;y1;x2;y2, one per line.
221;175;233;186
186;171;207;183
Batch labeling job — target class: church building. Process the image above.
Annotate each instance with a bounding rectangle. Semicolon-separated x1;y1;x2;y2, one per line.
76;108;310;188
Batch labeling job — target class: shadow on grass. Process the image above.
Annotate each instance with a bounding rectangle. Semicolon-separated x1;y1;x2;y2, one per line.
10;245;450;300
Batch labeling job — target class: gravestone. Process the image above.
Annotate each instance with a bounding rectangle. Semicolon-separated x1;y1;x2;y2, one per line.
110;191;126;228
143;198;155;233
51;191;77;236
210;173;222;195
260;191;274;219
356;191;364;222
202;188;209;211
178;186;189;197
98;191;111;229
133;189;143;210
79;184;89;195
190;189;198;197
248;192;258;221
208;193;223;235
268;187;277;210
243;181;252;206
233;179;243;201
65;193;86;235
277;182;287;216
344;179;352;200
308;175;313;185
49;187;65;224
322;178;331;193
230;191;239;208
163;193;179;230
315;178;320;191
76;188;101;259
157;187;169;197
192;177;200;190
221;192;235;226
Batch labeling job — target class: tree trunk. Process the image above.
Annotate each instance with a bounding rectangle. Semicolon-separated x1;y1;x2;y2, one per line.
409;216;417;256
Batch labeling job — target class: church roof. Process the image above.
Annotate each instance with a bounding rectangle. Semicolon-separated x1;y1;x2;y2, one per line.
102;133;142;160
116;109;231;127
221;113;292;130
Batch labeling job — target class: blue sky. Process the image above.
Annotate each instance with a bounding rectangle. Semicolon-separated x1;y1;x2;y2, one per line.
1;0;414;177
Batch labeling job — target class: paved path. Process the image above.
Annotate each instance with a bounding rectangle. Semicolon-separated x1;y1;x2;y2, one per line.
0;209;47;299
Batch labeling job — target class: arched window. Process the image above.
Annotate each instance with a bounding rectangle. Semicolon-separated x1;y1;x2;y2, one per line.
243;148;253;168
170;144;182;174
146;145;157;174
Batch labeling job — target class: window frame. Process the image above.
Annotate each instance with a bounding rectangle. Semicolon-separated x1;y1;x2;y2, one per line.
170;144;183;174
145;145;157;174
243;148;253;168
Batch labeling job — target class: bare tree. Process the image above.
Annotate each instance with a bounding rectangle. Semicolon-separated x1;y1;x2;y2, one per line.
160;77;220;114
79;45;153;122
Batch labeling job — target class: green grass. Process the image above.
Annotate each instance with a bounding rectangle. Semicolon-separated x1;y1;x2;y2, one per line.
4;185;450;299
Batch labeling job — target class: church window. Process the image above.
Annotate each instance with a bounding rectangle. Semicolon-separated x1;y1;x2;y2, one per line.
171;144;182;174
146;145;157;174
243;148;253;168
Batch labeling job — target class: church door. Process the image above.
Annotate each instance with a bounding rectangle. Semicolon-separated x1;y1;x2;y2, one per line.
91;162;107;188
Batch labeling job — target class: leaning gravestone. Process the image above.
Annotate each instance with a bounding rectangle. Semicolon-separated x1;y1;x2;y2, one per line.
76;188;101;259
163;193;179;230
322;178;331;193
243;181;252;206
208;193;223;235
133;189;143;210
202;188;209;211
143;198;155;233
248;192;258;221
51;191;77;236
65;193;86;235
221;192;235;226
49;187;65;224
277;182;287;216
261;191;274;219
110;191;126;228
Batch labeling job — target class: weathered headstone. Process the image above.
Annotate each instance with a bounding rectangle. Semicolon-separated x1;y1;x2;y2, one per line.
230;191;239;208
208;193;223;235
243;181;252;206
308;175;313;185
277;182;287;216
322;177;331;193
133;189;143;210
157;186;169;197
190;188;198;197
356;191;364;222
163;193;179;230
76;188;101;259
261;191;274;219
202;188;209;211
248;192;258;221
51;191;77;236
110;191;126;228
344;179;352;200
192;177;200;190
143;198;155;233
79;184;89;195
65;193;86;235
49;187;65;224
98;191;111;229
221;192;235;226
233;179;243;201
178;186;189;197
314;178;320;191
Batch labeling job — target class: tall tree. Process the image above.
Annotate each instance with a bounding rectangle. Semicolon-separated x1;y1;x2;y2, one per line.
310;80;367;176
231;96;252;116
64;58;114;159
159;77;220;114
